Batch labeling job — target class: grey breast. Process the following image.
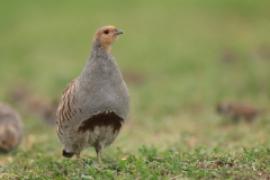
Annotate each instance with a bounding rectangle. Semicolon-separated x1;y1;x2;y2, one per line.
75;54;129;124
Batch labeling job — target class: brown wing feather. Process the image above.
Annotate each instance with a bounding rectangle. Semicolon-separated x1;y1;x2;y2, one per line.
56;80;77;135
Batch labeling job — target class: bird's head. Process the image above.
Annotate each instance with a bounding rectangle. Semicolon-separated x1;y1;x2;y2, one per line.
62;149;75;158
216;102;231;114
94;25;123;52
62;144;82;158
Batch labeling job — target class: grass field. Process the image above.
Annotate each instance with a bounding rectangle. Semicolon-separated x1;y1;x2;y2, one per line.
1;1;270;179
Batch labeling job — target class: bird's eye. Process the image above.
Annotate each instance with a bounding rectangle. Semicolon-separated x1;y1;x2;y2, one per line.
103;30;109;34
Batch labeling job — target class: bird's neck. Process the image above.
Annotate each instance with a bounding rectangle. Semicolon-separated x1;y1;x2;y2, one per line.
80;40;113;79
79;40;116;88
91;40;112;58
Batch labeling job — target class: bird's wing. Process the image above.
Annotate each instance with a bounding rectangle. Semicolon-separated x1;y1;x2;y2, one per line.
56;79;78;130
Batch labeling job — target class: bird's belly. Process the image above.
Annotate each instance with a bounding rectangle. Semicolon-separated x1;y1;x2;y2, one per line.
78;111;123;148
88;125;120;147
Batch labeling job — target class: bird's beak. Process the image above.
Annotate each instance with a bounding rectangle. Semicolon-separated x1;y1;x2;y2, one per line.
115;29;124;35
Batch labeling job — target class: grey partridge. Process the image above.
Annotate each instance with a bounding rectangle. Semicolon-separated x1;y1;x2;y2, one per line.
0;102;23;153
56;25;129;162
216;102;258;123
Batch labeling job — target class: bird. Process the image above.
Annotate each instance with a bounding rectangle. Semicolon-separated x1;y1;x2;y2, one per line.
0;102;23;153
216;102;258;123
56;25;129;162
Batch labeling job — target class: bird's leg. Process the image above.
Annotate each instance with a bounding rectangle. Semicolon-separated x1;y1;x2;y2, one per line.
75;153;83;166
95;144;102;164
97;150;102;164
75;153;80;159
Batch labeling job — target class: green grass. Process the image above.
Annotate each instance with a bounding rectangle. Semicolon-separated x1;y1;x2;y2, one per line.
2;146;270;179
1;0;270;179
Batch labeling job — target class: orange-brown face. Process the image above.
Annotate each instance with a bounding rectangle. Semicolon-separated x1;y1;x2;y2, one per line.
95;25;123;50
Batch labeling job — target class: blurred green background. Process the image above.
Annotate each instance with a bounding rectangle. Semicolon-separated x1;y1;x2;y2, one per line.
1;0;270;178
